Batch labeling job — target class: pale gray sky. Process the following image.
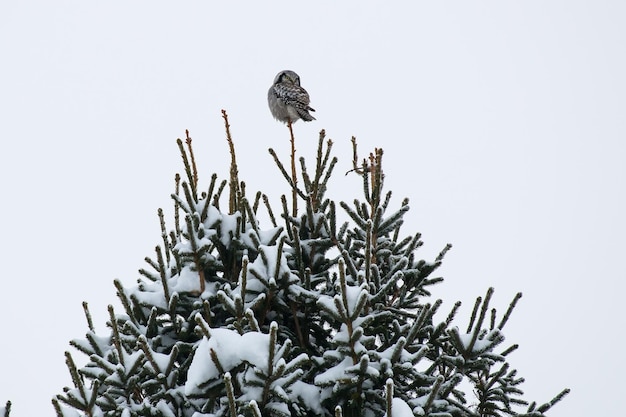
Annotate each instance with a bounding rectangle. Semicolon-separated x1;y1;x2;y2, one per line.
1;2;624;416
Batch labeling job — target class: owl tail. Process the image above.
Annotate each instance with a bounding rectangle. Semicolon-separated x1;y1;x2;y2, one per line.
299;106;316;122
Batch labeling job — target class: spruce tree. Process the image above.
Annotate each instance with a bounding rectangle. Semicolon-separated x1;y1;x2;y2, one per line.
52;111;569;417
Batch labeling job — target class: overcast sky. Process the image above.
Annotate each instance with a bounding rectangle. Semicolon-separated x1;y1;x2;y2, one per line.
1;2;624;416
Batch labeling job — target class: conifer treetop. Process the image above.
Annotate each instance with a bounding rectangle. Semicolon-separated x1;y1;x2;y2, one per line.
51;111;568;417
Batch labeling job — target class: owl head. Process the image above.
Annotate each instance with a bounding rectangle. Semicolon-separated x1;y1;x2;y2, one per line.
273;70;301;86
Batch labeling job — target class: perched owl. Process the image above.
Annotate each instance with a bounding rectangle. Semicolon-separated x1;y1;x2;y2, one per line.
268;70;316;124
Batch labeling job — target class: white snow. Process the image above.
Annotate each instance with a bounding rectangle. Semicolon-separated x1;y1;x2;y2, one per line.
256;226;283;245
455;328;503;353
147;350;172;374
219;212;241;246
316;283;369;320
314;356;355;386
185;328;271;395
289;380;324;414
199;204;222;229
385;398;414;417
171;265;204;293
344;284;366;314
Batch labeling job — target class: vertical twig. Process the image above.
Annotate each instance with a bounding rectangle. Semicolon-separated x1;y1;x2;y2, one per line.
222;110;239;215
185;130;198;189
288;119;297;217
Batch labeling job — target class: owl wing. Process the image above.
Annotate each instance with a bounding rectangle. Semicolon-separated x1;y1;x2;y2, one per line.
271;83;316;121
274;84;313;109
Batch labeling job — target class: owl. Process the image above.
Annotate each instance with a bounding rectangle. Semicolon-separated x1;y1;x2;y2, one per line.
268;70;316;124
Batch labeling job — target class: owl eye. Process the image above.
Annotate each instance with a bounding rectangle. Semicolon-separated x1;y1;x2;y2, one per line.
281;72;299;85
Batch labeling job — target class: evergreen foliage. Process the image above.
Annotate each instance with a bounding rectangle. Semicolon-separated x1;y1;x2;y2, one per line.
53;112;569;417
1;401;11;417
